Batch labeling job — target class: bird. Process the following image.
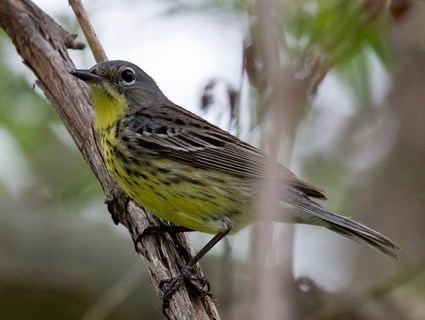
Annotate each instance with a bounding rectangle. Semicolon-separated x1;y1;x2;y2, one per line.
71;60;398;312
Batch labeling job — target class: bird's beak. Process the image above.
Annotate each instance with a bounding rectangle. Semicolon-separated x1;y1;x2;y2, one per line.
70;69;103;83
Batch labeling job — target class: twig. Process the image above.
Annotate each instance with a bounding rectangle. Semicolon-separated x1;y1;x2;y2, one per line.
68;0;108;63
0;1;219;319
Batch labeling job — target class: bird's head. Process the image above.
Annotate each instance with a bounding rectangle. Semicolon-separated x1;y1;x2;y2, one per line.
71;60;168;128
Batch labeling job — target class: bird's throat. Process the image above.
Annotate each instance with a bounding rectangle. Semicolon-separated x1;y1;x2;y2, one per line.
90;85;128;131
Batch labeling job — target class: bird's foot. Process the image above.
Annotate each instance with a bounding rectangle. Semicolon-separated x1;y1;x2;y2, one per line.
134;224;193;260
160;266;212;315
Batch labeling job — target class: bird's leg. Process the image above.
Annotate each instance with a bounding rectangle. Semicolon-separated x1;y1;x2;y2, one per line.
160;227;231;316
134;223;195;261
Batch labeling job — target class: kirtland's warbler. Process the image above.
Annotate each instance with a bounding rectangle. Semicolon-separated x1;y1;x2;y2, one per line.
71;60;398;310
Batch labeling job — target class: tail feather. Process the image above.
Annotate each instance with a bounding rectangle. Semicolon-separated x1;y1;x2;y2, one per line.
291;195;399;258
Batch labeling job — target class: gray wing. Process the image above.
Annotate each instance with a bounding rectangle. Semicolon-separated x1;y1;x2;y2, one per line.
120;104;326;199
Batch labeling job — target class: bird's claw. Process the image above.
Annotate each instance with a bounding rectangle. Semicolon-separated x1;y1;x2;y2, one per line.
133;224;192;259
133;226;160;253
160;266;212;315
136;225;163;241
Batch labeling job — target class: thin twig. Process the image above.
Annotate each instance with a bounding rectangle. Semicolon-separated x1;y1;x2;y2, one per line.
68;0;108;63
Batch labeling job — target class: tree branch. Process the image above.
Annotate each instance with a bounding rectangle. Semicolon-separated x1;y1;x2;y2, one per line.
0;0;220;319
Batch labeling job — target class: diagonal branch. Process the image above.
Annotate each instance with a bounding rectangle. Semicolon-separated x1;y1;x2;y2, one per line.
0;0;220;319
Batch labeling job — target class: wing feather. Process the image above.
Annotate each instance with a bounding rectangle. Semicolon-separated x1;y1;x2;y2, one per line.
123;104;326;199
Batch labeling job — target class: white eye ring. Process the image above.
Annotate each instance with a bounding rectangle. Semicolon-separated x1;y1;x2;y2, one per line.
120;67;136;85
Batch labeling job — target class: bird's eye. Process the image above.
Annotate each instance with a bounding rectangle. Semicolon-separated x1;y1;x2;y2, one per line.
120;68;136;84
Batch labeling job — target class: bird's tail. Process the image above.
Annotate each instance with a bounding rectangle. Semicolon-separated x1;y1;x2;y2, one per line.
290;195;399;258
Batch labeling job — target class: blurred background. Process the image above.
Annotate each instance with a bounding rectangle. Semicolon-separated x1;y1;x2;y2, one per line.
0;0;424;319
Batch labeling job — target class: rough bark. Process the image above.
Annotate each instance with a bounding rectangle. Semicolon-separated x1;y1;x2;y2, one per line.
0;1;220;319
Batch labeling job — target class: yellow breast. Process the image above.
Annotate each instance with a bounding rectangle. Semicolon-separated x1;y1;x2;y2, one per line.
98;125;252;233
